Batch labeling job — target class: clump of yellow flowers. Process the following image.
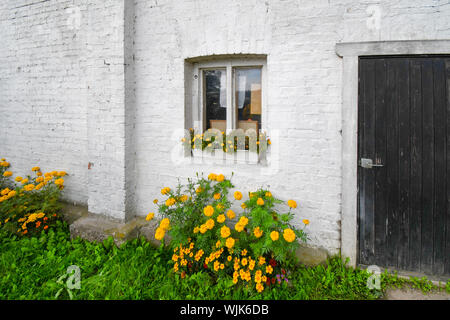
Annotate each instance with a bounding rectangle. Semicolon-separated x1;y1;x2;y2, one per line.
150;172;309;293
0;158;67;236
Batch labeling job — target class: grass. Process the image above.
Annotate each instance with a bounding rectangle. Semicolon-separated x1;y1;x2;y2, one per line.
0;222;447;300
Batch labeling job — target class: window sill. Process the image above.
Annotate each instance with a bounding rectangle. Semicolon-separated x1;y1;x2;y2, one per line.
190;149;269;166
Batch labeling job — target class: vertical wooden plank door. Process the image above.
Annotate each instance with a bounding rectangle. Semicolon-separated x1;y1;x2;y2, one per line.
358;56;450;276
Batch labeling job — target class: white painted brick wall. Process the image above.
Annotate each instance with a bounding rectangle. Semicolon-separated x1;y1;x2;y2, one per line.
1;0;450;252
132;0;450;254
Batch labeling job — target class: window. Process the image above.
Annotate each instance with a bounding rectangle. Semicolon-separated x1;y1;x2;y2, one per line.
191;57;267;136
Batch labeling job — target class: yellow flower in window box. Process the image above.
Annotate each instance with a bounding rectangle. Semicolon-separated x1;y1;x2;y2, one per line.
234;191;242;200
23;184;35;192
3;171;12;177
256;198;264;206
217;214;226;223
146;212;154;221
15;176;23;182
287;199;297;209
54;178;64;186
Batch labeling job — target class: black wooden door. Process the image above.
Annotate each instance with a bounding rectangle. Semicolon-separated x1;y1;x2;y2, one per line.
358;56;450;276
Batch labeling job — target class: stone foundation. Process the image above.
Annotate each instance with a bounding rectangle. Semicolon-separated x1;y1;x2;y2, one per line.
64;203;329;266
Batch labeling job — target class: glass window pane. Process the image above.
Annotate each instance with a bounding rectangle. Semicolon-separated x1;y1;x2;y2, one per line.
235;67;262;132
204;69;226;132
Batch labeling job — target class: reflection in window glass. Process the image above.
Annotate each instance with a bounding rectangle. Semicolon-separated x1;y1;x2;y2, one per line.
235;68;262;132
204;69;226;132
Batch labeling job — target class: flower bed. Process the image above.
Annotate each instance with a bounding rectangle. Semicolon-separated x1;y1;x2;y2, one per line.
148;173;309;293
0;157;67;236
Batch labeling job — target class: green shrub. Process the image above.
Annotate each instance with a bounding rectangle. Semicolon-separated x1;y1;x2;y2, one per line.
149;172;309;293
0;158;67;236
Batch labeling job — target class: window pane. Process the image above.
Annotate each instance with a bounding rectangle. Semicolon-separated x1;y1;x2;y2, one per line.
204;69;226;132
235;67;262;132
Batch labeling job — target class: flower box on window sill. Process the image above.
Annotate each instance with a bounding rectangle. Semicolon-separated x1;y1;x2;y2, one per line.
191;149;267;165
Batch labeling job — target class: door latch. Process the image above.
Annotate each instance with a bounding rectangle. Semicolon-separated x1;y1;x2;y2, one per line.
360;158;384;169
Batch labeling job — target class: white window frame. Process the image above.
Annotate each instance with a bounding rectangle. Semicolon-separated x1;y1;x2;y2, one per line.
191;58;267;135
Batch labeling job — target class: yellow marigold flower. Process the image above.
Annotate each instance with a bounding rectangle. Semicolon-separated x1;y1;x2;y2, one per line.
265;191;272;198
258;256;266;265
3;171;12;177
146;212;154;221
31;167;40;172
208;173;217;181
172;254;178;262
287;199;297;209
21;178;29;185
36;176;44;183
266;265;273;274
23;184;35;192
257;197;264;206
54;178;64;186
235;222;244;233
15;176;23;182
213;261;220;271
220;225;231;238
1;161;10;167
283;228;296;242
303;219;310;225
36;171;42;177
193;226;200;234
220;263;224;270
1;188;10;196
35;183;44;191
160;218;170;230
217;214;226;223
270;231;279;241
205;218;215;230
165;197;176;207
253;227;263;238
226;209;235;219
179;194;188;202
241;203;246;209
241;249;247;256
227;255;232;262
216;174;225;182
154;227;165;241
50;171;58;176
161;187;171;195
234;191;243;200
213;193;221;200
249;259;255;271
241;258;248;266
195;187;202;194
44;173;52;178
238;216;248;226
216;203;224;211
203;205;214;217
153;199;158;204
225;237;235;249
200;224;208;234
8;190;17;198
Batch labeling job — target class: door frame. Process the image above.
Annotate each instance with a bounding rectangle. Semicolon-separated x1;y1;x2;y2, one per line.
335;40;450;267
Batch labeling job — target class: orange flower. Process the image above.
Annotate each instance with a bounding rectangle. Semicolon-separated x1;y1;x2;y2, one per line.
44;225;48;230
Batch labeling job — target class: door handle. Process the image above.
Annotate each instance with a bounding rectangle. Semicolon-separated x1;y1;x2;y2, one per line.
360;158;384;169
